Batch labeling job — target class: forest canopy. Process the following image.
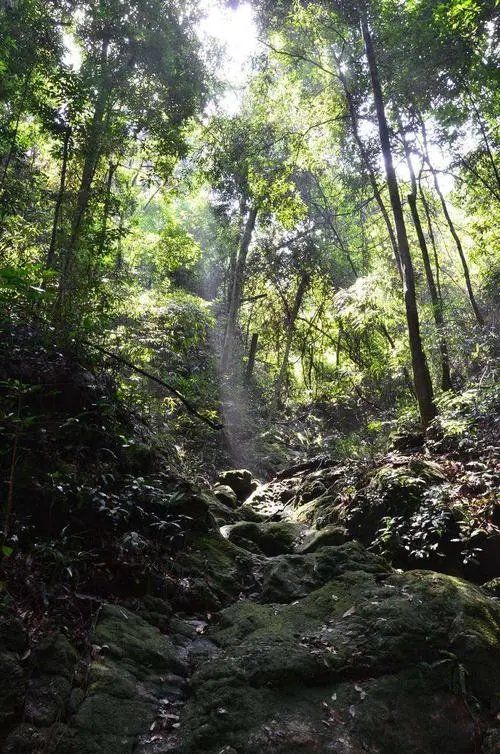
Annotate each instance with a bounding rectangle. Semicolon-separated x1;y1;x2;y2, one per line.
0;0;498;466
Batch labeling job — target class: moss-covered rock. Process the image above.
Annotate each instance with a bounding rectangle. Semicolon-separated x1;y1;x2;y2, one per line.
180;558;500;753
212;484;238;509
70;604;186;753
170;534;260;610
3;722;75;754
342;458;450;544
216;469;258;502
483;576;500;598
297;525;349;553
224;521;306;556
0;651;26;731
205;495;241;526
259;541;389;603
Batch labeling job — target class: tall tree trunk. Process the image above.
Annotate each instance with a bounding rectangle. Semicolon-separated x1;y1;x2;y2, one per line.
336;322;343;367
115;210;125;271
418;183;442;299
399;126;453;391
418;117;484;325
272;271;310;411
361;16;436;428
245;332;259;384
47;126;71;268
57;39;111;309
462;82;500;193
97;160;116;259
221;205;257;372
429;164;484;325
0;68;33;196
337;69;402;278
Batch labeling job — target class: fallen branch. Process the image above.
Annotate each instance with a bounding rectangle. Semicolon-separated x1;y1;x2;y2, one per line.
22;310;223;431
81;339;223;431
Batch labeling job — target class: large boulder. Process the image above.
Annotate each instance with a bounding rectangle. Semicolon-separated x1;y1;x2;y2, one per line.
223;521;306;556
180;551;500;754
212;484;238;509
70;604;186;753
216;469;258;502
0;651;25;731
297;525;349;554
24;634;78;726
169;534;261;610
259;541;389;603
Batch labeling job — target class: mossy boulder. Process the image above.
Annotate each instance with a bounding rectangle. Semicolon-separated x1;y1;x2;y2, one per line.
32;634;78;679
259;541;389;603
483;577;500;598
344;458;449;542
297;525;349;553
205;495;241;526
71;604;186;753
180;555;500;753
212;484;238;509
170;534;261;610
216;469;258;502
224;521;306;556
3;723;75;754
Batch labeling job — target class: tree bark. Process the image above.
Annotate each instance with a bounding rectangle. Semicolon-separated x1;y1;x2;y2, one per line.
47;126;71;268
272;271;310;410
57;38;111;308
245;332;259;383
221;204;257;371
0;68;33;195
338;70;402;278
361;16;436;428
399;127;453;391
418;183;442;299
97;160;117;259
418;117;484;325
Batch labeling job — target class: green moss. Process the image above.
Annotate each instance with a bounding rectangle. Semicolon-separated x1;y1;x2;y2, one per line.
94;604;183;675
172;534;260;609
74;694;151;736
181;564;500;754
225;521;304;556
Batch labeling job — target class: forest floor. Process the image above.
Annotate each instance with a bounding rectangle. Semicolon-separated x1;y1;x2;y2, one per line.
0;324;499;753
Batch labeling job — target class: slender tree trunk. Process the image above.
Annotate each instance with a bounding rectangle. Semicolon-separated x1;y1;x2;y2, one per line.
272;271;310;410
418;118;484;325
462;82;500;193
115;210;125;271
98;160;116;258
407;192;453;391
47;126;71;268
399;127;453;391
245;332;258;384
57;39;111;309
338;70;402;278
430;167;484;325
336;323;343;367
418;183;442;299
361;16;436;427
221;205;257;371
227;245;238;311
0;68;33;196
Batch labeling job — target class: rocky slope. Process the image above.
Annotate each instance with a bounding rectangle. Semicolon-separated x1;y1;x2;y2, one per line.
2;464;500;753
1;325;499;753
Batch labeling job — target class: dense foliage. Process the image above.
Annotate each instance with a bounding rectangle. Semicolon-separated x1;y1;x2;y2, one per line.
0;0;498;465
